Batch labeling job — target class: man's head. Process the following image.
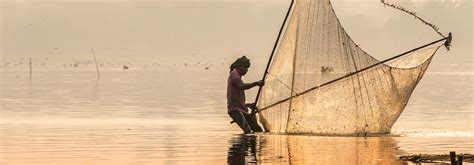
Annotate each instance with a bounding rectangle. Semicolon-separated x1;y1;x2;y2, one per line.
230;56;251;75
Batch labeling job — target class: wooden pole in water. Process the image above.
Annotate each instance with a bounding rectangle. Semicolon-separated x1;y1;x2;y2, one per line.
450;151;457;165
29;57;32;81
458;154;463;165
91;48;100;80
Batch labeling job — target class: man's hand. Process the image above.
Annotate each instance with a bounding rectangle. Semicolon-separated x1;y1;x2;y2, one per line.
241;109;250;115
255;80;265;87
246;103;258;111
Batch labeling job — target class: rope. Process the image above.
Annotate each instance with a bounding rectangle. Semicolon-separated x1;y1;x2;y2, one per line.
381;0;452;49
380;0;445;38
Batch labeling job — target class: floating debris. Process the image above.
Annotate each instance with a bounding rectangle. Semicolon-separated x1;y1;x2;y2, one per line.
400;153;474;163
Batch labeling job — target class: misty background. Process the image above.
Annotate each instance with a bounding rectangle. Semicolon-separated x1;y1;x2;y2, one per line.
1;0;472;71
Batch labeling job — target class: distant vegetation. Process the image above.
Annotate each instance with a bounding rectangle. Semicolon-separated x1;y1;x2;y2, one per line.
1;57;230;70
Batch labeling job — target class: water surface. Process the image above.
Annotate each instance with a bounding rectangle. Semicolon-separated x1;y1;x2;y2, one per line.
1;65;473;164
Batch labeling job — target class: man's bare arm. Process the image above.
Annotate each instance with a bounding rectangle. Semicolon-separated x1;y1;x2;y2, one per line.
238;80;264;90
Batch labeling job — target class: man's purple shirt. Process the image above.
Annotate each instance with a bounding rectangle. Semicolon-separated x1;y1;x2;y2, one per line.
227;69;246;113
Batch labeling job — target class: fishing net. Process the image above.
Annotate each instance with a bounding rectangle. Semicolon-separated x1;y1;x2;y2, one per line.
257;0;444;135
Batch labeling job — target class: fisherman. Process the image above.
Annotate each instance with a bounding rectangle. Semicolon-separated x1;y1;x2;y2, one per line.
227;56;264;134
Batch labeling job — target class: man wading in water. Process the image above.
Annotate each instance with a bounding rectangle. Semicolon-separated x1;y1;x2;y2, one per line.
227;56;264;134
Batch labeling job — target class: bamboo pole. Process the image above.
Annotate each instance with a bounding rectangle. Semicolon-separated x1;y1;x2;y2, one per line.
253;0;295;110
91;48;100;80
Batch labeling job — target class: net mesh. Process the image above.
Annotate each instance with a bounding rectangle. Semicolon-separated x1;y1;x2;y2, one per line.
257;0;442;135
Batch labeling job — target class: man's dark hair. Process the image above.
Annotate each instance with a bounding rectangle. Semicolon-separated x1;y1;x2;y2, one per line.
229;56;251;73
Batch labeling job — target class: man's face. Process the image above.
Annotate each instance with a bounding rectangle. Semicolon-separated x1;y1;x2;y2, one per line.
237;66;249;76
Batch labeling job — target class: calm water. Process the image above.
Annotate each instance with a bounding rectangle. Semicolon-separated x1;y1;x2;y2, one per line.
1;65;473;164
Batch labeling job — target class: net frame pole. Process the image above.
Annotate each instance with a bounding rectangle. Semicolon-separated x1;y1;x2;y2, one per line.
254;0;295;111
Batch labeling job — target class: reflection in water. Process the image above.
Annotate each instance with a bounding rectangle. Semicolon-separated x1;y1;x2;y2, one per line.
228;134;405;164
227;134;258;164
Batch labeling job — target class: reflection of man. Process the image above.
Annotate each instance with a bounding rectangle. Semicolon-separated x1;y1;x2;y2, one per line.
227;135;257;165
227;56;264;133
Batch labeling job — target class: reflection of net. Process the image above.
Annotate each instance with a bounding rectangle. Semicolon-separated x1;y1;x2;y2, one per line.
257;0;443;135
256;135;403;164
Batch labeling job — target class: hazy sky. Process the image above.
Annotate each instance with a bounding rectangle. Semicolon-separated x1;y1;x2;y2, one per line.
1;0;472;67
